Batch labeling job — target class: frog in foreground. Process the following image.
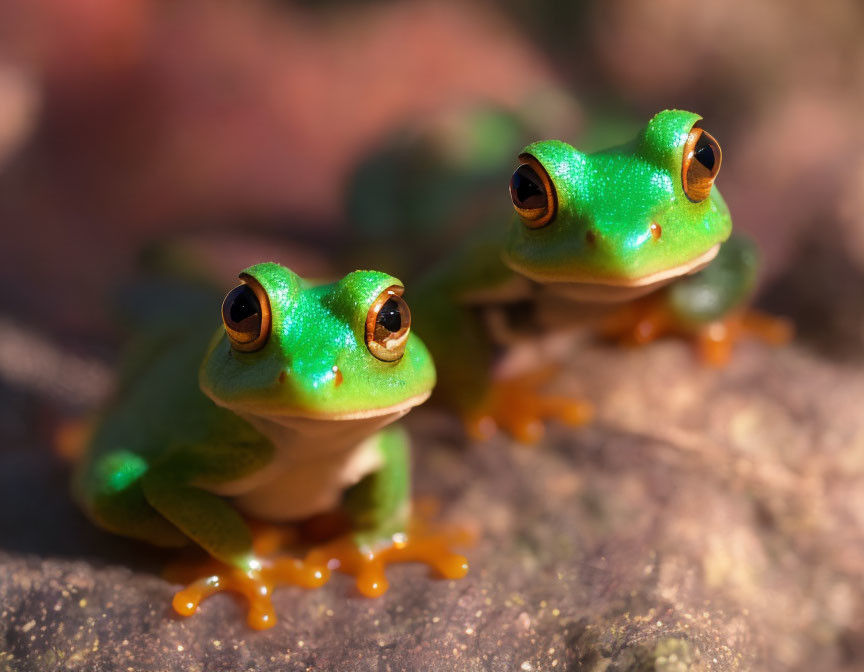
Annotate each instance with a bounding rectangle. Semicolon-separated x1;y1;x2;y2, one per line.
407;109;791;441
74;263;467;629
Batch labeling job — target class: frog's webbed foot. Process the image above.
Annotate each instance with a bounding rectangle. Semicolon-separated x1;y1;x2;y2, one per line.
465;368;594;444
303;517;470;598
598;297;674;347
166;523;329;630
696;310;794;367
600;298;793;367
171;556;328;630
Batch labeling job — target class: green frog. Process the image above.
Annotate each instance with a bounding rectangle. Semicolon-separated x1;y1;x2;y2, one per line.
401;109;790;442
74;262;467;629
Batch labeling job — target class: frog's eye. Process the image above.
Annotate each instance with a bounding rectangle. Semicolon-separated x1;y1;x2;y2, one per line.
509;154;557;228
682;126;722;202
365;285;411;362
221;275;271;352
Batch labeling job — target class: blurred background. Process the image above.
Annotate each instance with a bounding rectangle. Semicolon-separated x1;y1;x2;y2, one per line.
1;0;863;339
1;3;864;667
0;0;863;523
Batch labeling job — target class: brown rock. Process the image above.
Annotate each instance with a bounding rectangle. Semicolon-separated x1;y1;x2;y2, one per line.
2;330;864;669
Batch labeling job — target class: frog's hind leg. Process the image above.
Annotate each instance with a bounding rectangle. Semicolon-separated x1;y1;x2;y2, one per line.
75;450;189;548
305;426;469;598
78;453;321;629
140;445;329;630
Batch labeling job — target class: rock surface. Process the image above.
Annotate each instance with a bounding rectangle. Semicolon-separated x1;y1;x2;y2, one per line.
2;328;864;670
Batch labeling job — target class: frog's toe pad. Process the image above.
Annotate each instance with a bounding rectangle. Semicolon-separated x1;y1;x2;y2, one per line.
170;556;330;630
305;529;469;598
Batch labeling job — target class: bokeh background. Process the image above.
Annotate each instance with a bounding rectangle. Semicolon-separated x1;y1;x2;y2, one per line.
1;0;863;340
1;1;864;668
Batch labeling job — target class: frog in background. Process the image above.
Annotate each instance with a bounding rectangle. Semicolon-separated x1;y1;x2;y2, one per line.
347;107;791;442
74;263;467;630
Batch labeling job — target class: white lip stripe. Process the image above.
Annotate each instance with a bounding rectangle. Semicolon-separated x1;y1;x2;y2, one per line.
509;243;721;288
217;391;432;423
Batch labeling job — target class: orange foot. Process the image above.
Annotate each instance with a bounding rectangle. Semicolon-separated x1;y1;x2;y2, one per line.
303;519;470;598
600;298;793;367
166;524;328;630
696;309;794;367
465;368;594;444
598;295;675;346
170;556;328;630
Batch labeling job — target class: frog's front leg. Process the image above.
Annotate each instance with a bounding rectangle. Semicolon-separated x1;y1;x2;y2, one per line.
416;284;593;444
600;235;793;365
304;426;469;597
141;443;328;630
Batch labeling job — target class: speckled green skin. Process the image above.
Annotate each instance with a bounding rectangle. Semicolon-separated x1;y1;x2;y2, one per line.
411;110;759;412
200;264;435;417
75;263;435;571
503;110;731;283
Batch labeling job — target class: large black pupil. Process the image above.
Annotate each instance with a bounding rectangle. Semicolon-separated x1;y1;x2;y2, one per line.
377;299;402;333
227;285;260;327
694;142;715;171
510;165;546;209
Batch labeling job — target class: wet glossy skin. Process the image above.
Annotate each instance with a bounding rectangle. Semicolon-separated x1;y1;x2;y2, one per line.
201;264;435;418
408;109;768;439
503;110;732;298
74;263;469;629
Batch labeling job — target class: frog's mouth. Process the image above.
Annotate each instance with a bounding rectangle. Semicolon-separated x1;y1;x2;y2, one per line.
227;391;431;463
542;243;721;302
224;391;432;424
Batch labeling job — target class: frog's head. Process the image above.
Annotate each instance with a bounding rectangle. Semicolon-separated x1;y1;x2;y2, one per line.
200;263;435;422
502;109;732;301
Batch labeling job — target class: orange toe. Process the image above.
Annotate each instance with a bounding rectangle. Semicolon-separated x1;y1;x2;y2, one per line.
465;369;593;444
304;522;470;599
168;554;329;630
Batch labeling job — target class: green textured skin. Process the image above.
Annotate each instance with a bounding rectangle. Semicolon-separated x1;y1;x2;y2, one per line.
342;425;411;549
75;264;435;570
502;110;732;283
664;233;760;326
409;110;759;412
200;263;435;417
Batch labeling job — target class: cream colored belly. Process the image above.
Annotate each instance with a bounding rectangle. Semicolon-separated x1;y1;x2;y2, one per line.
201;412;394;521
230;437;382;520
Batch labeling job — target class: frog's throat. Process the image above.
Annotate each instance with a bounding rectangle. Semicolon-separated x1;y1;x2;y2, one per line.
527;243;721;303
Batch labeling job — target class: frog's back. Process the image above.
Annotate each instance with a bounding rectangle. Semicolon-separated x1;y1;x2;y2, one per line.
76;322;235;487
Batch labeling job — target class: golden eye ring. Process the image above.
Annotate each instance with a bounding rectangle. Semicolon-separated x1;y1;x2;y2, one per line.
221;274;271;352
365;285;411;362
509;153;557;228
682;125;722;203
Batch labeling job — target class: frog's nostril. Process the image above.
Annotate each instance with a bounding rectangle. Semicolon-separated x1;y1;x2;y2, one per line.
650;222;662;241
332;365;343;387
585;229;597;247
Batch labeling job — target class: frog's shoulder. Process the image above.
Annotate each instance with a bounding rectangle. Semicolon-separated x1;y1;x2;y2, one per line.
416;220;533;305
